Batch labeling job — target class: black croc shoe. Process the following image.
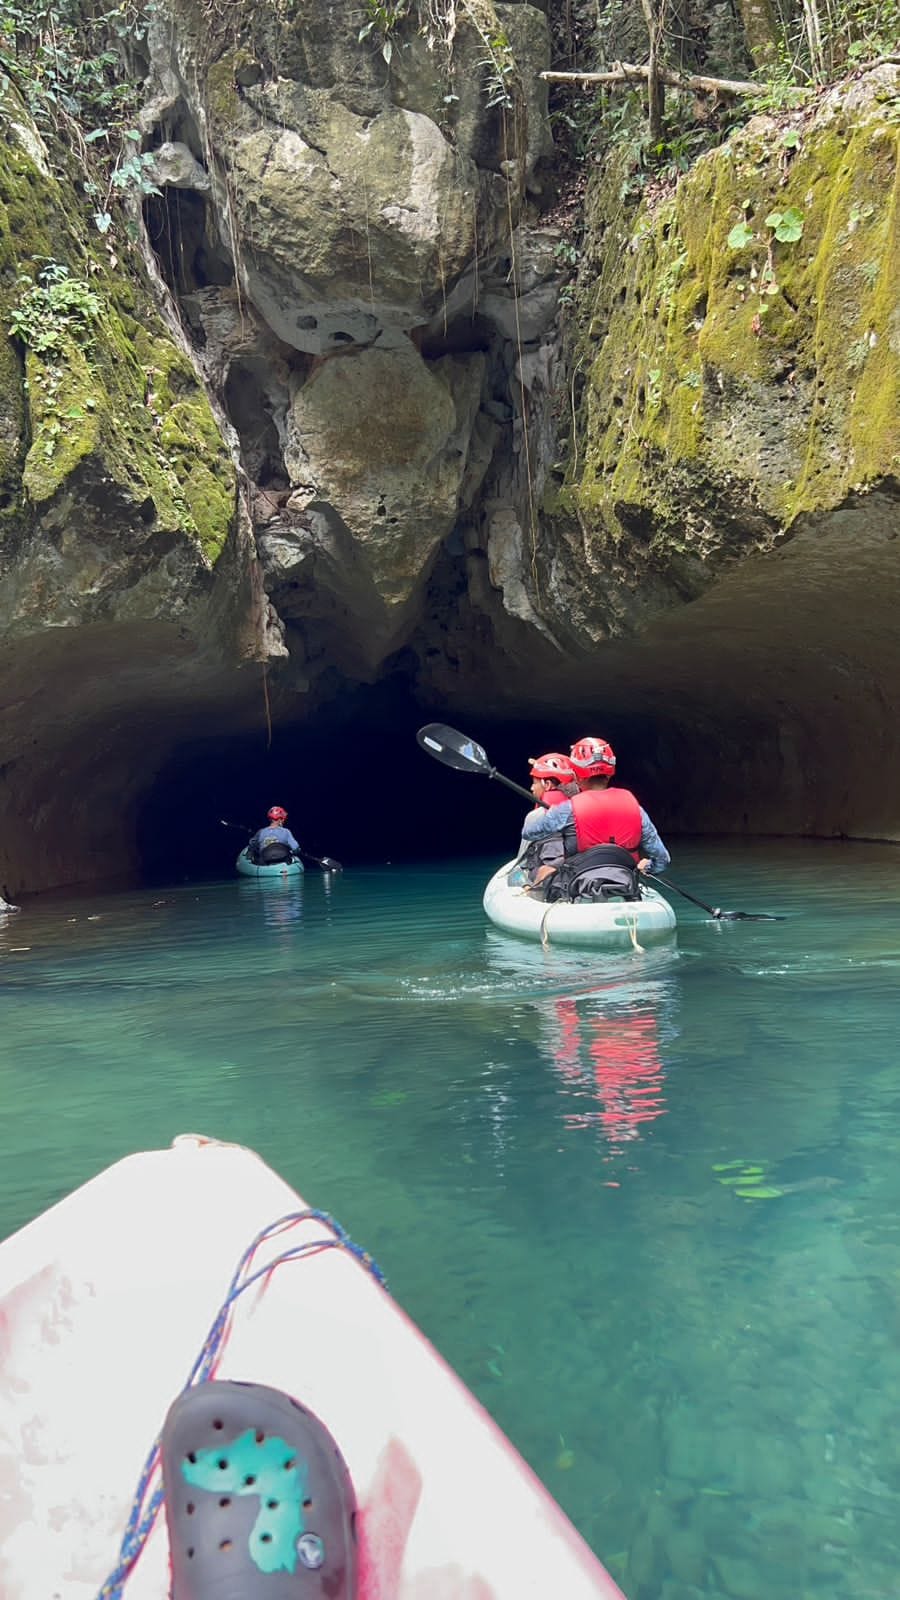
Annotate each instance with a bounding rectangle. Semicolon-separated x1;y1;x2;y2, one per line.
161;1380;357;1599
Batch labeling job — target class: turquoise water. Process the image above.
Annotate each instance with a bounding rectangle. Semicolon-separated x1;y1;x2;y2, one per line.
3;839;900;1599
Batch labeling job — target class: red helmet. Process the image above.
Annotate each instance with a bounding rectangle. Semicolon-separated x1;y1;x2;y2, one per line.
267;805;288;822
529;752;575;783
569;737;616;780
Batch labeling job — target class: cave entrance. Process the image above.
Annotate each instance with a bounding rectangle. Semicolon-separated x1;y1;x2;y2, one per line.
135;680;653;882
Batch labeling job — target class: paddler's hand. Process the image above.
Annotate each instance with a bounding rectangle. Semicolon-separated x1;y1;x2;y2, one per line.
637;858;651;873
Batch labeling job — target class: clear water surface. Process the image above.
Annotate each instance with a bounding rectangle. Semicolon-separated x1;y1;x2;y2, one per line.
3;840;900;1600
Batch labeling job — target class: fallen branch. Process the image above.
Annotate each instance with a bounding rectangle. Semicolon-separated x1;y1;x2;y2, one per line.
540;62;760;95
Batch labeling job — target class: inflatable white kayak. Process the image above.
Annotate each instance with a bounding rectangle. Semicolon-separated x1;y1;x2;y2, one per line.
0;1136;623;1600
484;858;677;948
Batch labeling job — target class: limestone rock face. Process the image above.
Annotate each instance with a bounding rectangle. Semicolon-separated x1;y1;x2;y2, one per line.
0;82;247;639
147;140;211;191
540;66;900;647
284;345;484;607
0;85;269;894
146;0;551;355
4;0;900;897
213;95;497;353
134;0;557;669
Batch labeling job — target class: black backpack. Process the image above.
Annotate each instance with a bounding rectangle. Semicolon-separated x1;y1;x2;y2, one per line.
545;844;642;904
251;838;294;865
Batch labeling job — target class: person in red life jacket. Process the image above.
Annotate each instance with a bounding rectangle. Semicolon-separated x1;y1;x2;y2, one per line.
521;753;578;885
520;736;671;875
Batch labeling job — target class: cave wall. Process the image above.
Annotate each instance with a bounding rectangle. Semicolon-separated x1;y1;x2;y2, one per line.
1;8;899;892
553;69;899;573
0;78;283;893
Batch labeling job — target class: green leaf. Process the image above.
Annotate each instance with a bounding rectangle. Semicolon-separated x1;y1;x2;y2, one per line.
766;206;804;242
781;129;800;149
776;206;804;241
727;222;754;250
94;211;113;233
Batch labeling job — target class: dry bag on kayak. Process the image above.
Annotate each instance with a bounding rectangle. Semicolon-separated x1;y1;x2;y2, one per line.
546;844;642;904
252;839;295;865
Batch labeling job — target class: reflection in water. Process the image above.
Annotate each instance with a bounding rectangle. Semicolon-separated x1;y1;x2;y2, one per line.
481;927;678;1159
238;878;304;932
548;995;668;1146
535;974;678;1167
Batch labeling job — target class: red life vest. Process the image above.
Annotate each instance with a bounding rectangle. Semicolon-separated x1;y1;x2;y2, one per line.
570;787;643;859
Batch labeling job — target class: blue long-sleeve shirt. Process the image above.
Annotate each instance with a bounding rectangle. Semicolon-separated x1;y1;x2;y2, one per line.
521;800;671;874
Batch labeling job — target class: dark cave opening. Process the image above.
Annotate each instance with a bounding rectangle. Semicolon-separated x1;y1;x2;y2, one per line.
144;187;233;301
135;680;674;884
4;495;897;900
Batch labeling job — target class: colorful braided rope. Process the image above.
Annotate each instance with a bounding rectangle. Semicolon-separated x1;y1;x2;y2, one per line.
95;1209;385;1599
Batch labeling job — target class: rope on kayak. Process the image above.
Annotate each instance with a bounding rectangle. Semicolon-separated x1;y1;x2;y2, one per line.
624;907;645;954
540;901;648;952
95;1209;385;1600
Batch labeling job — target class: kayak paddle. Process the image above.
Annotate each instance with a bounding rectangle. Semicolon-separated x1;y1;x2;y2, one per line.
219;819;343;872
643;873;785;921
300;850;343;872
416;723;540;806
416;724;785;922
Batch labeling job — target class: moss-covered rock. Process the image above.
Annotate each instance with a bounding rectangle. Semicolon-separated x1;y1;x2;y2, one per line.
552;64;900;627
0;79;237;637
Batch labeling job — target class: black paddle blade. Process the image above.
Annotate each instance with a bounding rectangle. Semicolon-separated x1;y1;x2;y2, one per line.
645;873;785;923
318;857;343;872
717;910;786;922
416;723;491;774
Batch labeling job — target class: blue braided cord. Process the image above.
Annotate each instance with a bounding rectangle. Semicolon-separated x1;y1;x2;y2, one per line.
96;1208;385;1599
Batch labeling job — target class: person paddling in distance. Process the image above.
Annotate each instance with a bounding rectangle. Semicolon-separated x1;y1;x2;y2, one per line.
248;805;302;867
520;736;671;894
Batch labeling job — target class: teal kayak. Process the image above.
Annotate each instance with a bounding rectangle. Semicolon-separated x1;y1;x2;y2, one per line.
236;848;303;879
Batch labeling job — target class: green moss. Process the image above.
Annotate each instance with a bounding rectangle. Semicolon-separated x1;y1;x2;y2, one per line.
563;83;900;553
0;100;69;524
0;328;25;495
0;83;235;563
22;344;102;501
137;333;236;562
206;50;252;132
788;119;900;509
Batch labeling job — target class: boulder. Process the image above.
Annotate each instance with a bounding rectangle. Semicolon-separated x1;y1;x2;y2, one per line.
284;343;484;606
